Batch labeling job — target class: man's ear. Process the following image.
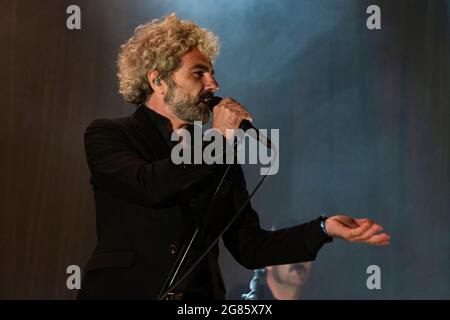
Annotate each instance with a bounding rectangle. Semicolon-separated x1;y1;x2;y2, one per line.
147;71;165;94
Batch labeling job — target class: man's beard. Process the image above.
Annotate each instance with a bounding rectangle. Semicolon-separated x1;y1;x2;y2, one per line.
164;81;210;124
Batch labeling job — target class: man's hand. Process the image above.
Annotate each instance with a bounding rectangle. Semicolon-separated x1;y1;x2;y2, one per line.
211;97;252;141
325;215;390;245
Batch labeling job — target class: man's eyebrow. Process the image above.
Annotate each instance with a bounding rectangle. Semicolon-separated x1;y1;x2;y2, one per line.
190;64;215;74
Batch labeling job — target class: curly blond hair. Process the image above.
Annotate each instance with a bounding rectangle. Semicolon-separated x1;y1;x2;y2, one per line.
117;14;220;105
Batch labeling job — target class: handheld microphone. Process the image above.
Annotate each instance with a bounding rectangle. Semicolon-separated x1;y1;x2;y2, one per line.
207;96;273;149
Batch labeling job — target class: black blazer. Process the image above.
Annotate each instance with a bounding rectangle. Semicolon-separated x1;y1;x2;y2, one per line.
78;105;332;300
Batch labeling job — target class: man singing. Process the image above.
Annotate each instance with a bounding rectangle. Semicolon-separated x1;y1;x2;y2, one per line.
78;14;390;300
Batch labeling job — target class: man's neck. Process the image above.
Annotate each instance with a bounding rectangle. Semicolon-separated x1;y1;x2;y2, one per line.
144;96;188;130
266;274;301;300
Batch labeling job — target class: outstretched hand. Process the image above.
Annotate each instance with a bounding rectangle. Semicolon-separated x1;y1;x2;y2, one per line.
325;215;390;245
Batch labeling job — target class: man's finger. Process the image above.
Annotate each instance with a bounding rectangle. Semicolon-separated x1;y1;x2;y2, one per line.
353;224;382;241
364;233;391;244
238;111;252;120
373;240;390;246
348;222;372;239
354;218;371;225
226;104;247;113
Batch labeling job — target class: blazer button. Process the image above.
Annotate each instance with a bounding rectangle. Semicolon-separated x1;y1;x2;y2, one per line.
168;244;177;255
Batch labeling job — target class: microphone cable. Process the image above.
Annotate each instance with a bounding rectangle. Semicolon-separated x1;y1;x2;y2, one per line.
158;137;277;300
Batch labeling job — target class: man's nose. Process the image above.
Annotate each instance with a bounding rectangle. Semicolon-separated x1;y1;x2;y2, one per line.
204;74;219;92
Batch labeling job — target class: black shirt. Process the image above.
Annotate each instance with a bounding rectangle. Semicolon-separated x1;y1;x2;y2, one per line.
141;105;217;299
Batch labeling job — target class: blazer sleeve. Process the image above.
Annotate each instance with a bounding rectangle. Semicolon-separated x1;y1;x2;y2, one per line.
222;165;333;269
84;119;216;208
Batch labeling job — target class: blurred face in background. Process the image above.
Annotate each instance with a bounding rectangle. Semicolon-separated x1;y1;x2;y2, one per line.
267;261;313;287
